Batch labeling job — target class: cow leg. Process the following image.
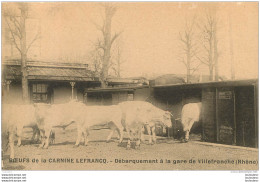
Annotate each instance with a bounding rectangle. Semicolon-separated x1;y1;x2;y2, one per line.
106;129;115;143
83;129;89;146
188;119;195;132
9;132;15;159
49;131;55;144
39;130;45;148
126;128;132;150
117;127;124;144
145;125;152;144
31;127;37;141
140;126;145;143
151;126;156;144
111;120;124;144
36;128;41;142
31;126;40;142
127;139;131;150
184;119;194;142
136;139;140;149
108;121;117;142
43;129;51;149
135;127;142;149
184;130;190;142
75;128;83;147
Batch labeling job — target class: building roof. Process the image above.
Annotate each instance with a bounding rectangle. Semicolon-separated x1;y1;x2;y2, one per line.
106;77;149;85
149;73;228;86
3;59;97;82
151;74;186;86
153;79;258;90
85;85;149;93
3;59;89;69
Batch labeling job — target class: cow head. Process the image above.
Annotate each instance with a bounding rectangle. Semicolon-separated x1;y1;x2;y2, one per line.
162;111;173;128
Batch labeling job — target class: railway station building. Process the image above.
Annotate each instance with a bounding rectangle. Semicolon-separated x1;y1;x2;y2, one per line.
2;59;258;148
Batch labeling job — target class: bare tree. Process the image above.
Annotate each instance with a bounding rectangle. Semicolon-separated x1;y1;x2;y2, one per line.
89;44;103;77
3;3;40;102
94;3;122;87
197;10;219;81
111;40;125;78
179;16;200;83
213;10;219;81
229;12;235;80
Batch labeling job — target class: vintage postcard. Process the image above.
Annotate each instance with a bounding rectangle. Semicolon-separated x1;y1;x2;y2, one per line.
1;2;258;172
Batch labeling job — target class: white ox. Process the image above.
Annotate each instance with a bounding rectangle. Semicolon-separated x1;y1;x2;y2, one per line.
75;105;123;147
181;102;202;142
118;101;172;149
2;104;40;159
37;101;85;149
36;101;123;148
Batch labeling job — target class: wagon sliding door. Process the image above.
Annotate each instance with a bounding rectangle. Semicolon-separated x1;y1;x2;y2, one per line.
235;86;257;148
202;88;216;142
216;87;235;145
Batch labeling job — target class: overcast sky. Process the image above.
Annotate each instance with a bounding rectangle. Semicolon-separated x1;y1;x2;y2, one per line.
2;2;258;79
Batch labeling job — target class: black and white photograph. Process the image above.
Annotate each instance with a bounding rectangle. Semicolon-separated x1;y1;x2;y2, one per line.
1;1;258;174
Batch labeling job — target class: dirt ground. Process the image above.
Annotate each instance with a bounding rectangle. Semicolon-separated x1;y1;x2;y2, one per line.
2;126;258;171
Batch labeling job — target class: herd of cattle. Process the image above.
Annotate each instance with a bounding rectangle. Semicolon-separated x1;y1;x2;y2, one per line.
2;100;202;159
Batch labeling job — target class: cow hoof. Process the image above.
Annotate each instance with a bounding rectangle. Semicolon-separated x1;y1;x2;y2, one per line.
73;145;79;148
135;146;140;150
181;139;189;143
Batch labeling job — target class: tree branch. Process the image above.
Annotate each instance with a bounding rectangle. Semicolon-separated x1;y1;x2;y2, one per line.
92;20;105;35
11;17;21;36
26;33;40;53
4;16;21;53
196;55;209;66
190;63;201;75
111;31;123;45
181;58;187;67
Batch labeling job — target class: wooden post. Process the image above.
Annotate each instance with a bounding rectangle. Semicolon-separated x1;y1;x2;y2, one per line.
6;80;12;94
233;89;237;145
216;88;219;142
253;84;258;148
70;82;75;100
242;120;245;146
84;92;88;104
201;89;205;141
4;80;12;103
